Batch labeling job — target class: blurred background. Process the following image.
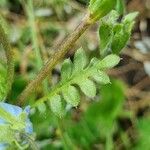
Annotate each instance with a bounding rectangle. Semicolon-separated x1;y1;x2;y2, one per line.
0;0;150;149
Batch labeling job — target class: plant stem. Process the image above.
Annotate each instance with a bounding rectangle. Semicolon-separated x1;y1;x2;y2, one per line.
0;22;14;96
17;13;93;105
25;0;49;94
25;0;42;70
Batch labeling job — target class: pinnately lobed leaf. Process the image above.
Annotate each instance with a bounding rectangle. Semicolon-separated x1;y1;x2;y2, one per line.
34;48;120;116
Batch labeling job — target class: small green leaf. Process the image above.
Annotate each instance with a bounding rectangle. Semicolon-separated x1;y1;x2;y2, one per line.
63;86;80;107
61;58;72;81
88;57;99;68
111;12;138;54
37;103;46;113
106;10;120;24
98;54;120;69
111;24;130;54
93;71;110;84
89;0;95;6
49;95;63;117
89;0;117;21
115;0;125;15
99;23;113;55
73;48;87;74
123;12;139;24
77;79;96;98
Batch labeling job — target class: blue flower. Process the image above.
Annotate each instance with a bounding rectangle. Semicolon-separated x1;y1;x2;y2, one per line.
0;102;33;149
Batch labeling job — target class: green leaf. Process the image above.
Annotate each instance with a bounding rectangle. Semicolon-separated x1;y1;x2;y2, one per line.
111;24;130;54
99;23;113;55
98;11;137;54
85;79;125;137
37;103;46;113
73;48;87;74
134;118;150;150
123;12;139;24
77;79;96;98
34;50;120;113
61;58;72;81
63;86;80;107
115;0;125;15
49;95;63;117
89;0;117;21
98;54;120;69
89;0;95;6
111;12;138;54
88;57;99;68
92;70;110;84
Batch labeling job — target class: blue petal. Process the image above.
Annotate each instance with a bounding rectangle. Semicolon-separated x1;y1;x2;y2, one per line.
25;119;33;134
0;102;22;116
0;143;8;150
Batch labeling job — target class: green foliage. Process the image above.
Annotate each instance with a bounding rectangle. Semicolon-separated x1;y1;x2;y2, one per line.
89;0;117;21
64;79;126;150
0;0;8;7
33;48;120;116
99;11;138;55
85;80;125;136
133;117;150;150
115;0;125;15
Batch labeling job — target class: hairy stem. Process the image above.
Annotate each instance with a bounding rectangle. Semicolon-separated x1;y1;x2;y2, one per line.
17;13;93;105
0;22;14;97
